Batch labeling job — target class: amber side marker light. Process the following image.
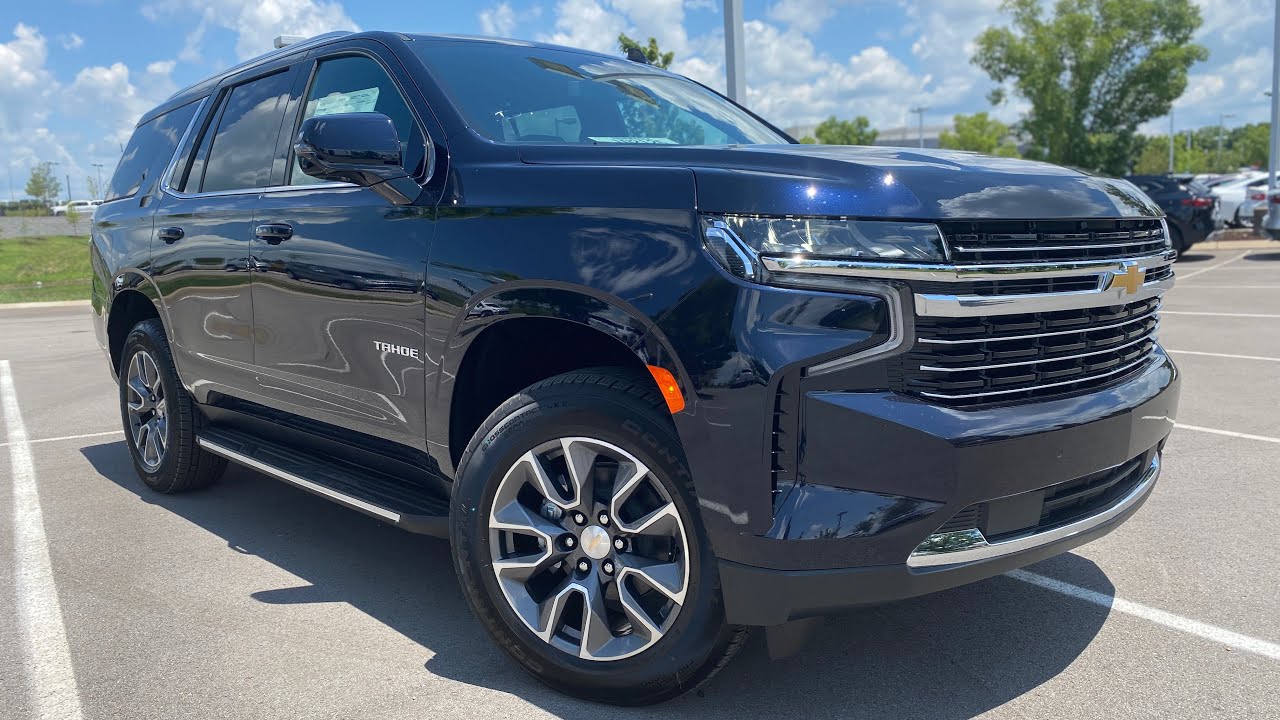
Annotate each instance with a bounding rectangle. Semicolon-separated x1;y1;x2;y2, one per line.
646;365;686;414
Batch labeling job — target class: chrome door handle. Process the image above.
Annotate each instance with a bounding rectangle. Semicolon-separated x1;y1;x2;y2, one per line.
255;223;293;244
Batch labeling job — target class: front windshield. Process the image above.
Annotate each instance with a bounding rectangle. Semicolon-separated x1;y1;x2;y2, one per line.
411;41;788;146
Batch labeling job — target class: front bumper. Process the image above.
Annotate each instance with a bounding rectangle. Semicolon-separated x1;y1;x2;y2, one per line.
717;350;1178;626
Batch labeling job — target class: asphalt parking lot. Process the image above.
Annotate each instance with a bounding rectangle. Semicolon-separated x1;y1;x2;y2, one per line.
2;243;1278;719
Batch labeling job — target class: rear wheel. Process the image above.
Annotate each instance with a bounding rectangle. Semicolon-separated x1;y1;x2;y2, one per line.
450;369;747;705
1169;223;1187;255
118;319;225;493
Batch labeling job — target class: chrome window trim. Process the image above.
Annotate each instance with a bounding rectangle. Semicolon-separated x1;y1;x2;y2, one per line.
907;454;1160;568
760;250;1175;282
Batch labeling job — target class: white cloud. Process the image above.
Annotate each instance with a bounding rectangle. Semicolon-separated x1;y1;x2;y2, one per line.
142;0;359;61
479;3;518;37
767;0;837;35
541;0;628;53
58;33;84;50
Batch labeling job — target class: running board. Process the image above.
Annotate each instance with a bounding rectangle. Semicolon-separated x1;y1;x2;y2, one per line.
196;427;449;537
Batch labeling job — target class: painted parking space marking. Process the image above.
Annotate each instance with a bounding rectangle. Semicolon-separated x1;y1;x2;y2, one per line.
0;429;123;449
1161;311;1280;319
1166;349;1280;363
1175;251;1250;280
1008;570;1280;662
1;360;86;720
1173;423;1280;445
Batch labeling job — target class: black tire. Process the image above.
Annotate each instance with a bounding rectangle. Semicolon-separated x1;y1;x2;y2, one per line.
118;318;225;493
1169;223;1187;255
450;368;748;705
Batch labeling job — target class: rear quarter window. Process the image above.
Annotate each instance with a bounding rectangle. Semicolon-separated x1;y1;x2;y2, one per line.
106;100;200;202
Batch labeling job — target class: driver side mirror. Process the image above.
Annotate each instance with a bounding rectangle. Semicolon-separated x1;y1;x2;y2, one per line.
294;113;419;204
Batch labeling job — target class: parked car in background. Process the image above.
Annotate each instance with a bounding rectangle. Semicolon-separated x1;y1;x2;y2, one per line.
1238;185;1271;231
51;199;102;216
1208;171;1269;227
1125;175;1215;253
1264;187;1280;240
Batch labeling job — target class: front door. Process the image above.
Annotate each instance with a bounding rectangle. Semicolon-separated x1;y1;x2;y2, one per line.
249;47;435;448
151;64;299;399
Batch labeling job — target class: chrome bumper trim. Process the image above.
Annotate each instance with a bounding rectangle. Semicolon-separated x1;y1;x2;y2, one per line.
915;275;1174;317
906;454;1160;569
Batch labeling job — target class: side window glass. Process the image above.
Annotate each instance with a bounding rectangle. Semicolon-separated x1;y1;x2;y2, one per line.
290;55;425;185
198;70;294;193
106;100;199;202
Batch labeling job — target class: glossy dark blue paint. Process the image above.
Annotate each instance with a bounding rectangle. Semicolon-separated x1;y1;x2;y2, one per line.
91;32;1181;613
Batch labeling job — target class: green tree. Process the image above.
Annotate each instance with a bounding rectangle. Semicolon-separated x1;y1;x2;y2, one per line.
618;33;673;69
1229;123;1269;168
798;136;817;144
25;162;60;208
973;0;1208;175
938;112;1021;157
86;173;105;202
814;116;878;145
614;34;703;144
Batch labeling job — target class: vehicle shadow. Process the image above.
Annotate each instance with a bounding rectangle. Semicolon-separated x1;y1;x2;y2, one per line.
1243;251;1280;261
83;441;1114;720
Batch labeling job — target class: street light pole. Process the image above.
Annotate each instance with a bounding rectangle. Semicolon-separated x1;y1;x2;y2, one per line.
723;0;745;103
1269;2;1280;190
91;162;105;200
1168;110;1175;174
1217;112;1236;171
909;106;928;148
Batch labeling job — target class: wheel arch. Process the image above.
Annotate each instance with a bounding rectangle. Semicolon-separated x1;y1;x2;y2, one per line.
436;282;692;474
105;271;172;378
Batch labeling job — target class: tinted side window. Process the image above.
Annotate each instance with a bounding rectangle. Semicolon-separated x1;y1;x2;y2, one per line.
289;55;425;185
106;101;200;202
199;70;294;193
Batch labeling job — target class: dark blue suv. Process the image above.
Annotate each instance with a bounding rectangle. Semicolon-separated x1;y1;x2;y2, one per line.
91;31;1180;704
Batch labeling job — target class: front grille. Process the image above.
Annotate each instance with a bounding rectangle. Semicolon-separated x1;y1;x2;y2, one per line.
936;449;1155;540
893;297;1160;405
915;275;1101;297
941;218;1169;264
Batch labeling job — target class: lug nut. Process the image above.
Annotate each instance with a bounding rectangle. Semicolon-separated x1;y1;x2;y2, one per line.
577;559;590;573
602;560;615;575
572;511;587;525
598;512;610;526
561;534;576;550
614;537;626;551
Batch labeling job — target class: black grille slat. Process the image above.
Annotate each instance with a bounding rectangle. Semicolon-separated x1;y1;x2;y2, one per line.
895;298;1160;406
942;218;1170;264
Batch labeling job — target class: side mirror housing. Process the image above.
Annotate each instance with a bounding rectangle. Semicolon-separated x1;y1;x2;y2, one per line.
294;113;419;204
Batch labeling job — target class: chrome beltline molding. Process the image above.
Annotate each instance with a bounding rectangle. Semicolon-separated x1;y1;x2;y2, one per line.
915;274;1174;317
906;454;1160;569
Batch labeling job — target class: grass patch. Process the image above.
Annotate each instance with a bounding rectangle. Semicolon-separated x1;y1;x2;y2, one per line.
0;235;91;303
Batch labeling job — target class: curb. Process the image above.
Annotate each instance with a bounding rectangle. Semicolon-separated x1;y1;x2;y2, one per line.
0;299;91;311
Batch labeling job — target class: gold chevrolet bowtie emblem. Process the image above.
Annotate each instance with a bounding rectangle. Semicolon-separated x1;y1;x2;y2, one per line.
1108;263;1146;295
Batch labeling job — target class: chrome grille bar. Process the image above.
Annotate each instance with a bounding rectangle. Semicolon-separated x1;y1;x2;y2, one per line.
918;306;1159;345
916;354;1155;400
918;332;1156;373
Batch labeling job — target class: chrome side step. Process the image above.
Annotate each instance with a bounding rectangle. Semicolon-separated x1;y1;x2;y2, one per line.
196;427;449;537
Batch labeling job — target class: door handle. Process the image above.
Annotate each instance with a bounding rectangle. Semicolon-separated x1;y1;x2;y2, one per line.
255;223;294;244
157;226;184;244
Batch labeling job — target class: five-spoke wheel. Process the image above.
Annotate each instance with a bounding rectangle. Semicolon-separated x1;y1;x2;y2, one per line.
125;349;169;471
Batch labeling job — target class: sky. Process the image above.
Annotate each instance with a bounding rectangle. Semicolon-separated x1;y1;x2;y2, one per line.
0;0;1274;201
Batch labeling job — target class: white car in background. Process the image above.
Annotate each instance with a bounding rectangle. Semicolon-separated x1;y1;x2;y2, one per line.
50;199;102;216
1209;171;1269;227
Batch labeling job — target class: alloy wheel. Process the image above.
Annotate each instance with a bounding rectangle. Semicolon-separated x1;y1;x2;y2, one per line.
488;436;690;661
125;349;169;471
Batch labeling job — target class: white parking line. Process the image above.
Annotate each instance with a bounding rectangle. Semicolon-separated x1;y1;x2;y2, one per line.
1161;311;1280;319
1167;349;1280;363
1174;423;1280;445
1008;570;1280;661
0;429;124;449
1173;285;1279;289
1176;251;1249;280
0;360;86;720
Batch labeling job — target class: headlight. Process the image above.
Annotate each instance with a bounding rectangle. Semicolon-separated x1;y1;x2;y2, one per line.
702;215;947;283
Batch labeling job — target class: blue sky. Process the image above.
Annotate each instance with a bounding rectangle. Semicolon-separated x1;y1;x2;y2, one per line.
0;0;1273;201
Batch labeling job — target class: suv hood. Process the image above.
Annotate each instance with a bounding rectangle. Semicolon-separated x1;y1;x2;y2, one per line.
518;144;1161;220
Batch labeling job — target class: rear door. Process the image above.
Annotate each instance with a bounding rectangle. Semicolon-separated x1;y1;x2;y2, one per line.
150;61;300;398
248;41;437;447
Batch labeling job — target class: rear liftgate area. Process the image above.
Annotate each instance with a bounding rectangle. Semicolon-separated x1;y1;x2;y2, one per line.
197;427;451;536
